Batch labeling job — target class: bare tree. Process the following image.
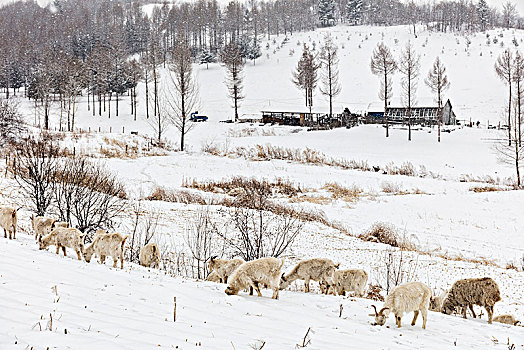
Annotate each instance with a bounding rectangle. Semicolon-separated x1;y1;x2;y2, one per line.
293;44;320;115
0;98;25;147
163;37;199;152
10;138;58;216
319;34;341;120
371;42;397;138
494;101;524;187
495;49;514;146
398;42;420;141
220;42;245;122
502;1;517;29
127;200;161;263
513;51;524;147
425;56;450;142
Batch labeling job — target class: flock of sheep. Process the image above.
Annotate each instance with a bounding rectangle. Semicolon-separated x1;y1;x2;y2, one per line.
1;205;521;330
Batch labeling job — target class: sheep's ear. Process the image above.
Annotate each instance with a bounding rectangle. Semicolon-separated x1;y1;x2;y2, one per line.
281;273;286;281
38;236;42;242
334;263;340;269
368;313;376;317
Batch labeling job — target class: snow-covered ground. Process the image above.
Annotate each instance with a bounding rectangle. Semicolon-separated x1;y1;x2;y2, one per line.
2;230;524;350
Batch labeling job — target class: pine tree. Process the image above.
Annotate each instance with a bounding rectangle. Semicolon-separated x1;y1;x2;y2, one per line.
247;40;262;65
318;0;336;27
346;0;362;25
293;44;320;114
477;0;489;31
199;49;216;69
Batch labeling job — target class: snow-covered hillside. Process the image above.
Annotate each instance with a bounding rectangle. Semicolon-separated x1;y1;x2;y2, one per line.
1;233;523;350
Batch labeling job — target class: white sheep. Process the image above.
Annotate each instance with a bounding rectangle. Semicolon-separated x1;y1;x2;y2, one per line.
139;243;161;268
280;258;338;293
84;232;129;269
31;215;56;240
208;256;245;283
225;257;284;299
0;206;17;239
493;314;520;326
39;227;86;260
320;269;368;297
371;281;431;329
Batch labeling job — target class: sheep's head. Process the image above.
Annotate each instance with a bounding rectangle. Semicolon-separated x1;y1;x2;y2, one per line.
441;296;456;315
279;273;290;290
370;305;390;326
38;235;50;250
83;245;94;263
429;296;439;312
224;285;239;296
208;256;218;272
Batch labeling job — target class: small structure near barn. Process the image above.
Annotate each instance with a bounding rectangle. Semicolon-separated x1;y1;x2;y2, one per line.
261;108;361;128
366;99;456;126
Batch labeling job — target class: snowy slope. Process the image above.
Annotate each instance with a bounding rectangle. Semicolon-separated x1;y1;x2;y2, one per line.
1;233;524;350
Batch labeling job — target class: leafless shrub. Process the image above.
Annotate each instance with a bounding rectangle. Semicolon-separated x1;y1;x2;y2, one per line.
0;99;25;148
380;181;401;194
365;284;385;302
53;156;127;236
378;249;419;294
126;200;161;263
9;138;59;215
218;187;304;261
360;222;415;249
184;207;224;279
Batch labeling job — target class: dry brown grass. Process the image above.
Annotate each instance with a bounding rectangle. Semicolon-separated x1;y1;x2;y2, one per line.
290;195;332;205
470;186;505;193
359;222;415;250
365;284;385;302
146;187;209;205
323;182;363;202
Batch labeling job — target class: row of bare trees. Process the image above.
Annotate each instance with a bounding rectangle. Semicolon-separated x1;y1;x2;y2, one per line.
494;49;524;187
370;42;450;142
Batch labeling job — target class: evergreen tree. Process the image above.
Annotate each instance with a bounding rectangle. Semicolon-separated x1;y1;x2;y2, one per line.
477;0;489;31
247;40;262;65
199;49;216;69
318;0;336;27
346;0;362;25
293;44;320;114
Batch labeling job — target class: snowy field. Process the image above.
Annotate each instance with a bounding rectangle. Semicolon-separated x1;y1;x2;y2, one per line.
2;21;524;350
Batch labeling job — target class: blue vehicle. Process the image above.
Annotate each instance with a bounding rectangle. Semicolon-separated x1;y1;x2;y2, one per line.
190;111;208;122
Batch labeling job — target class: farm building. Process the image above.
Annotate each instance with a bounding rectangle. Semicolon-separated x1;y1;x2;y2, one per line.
366;99;457;125
261;108;360;128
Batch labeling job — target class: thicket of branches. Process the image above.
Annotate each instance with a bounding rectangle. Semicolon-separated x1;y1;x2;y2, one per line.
9;138;126;234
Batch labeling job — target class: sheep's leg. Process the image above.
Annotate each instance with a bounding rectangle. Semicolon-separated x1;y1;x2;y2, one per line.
486;306;493;324
250;281;262;297
100;255;106;264
272;286;279;300
304;278;310;293
62;246;67;256
469;304;476;318
3;228;6;238
120;254;124;269
76;250;82;260
249;286;254;295
411;310;419;326
56;245;60;255
461;306;467;319
421;309;428;329
396;315;402;328
113;258;118;268
9;229;12;239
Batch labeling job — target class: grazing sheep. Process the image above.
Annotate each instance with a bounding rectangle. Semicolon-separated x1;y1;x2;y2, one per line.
429;290;448;312
31;215;56;240
139;243;161;268
280;258;339;293
208;256;245;283
206;270;222;282
320;269;368;297
225;257;284;299
54;221;70;228
0;206;17;239
493;314;520;326
371;281;431;329
84;232;129;269
39;227;85;260
441;277;501;324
